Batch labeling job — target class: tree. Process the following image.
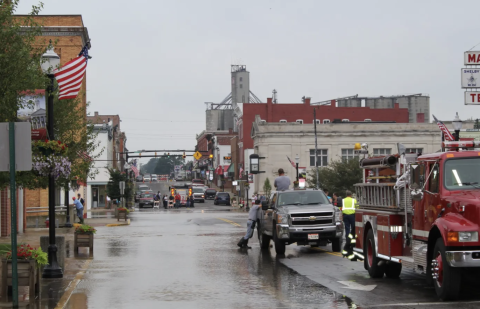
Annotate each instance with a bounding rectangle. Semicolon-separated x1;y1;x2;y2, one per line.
307;158;363;196
263;177;272;199
140;156;185;175
106;168;132;204
0;1;46;122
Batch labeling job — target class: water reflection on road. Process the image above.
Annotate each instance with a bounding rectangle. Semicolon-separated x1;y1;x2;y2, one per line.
65;206;356;309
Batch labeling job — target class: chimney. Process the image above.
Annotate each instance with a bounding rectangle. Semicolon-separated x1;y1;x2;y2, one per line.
94;111;98;116
394;103;399;109
331;100;336;107
267;98;273;104
304;97;311;105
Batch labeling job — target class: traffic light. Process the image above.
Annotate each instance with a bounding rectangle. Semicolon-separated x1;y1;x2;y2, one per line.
155;152;157;158
182;152;186;159
167;153;170;158
139;153;142;158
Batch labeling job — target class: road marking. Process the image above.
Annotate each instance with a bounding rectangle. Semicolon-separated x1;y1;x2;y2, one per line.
338;281;377;291
217;218;242;227
106;219;131;227
366;301;480;307
55;259;92;309
311;247;343;257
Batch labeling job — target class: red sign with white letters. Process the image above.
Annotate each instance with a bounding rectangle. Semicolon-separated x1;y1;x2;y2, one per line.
31;128;47;140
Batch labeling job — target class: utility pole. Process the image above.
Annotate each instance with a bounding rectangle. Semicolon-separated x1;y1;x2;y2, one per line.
314;108;319;189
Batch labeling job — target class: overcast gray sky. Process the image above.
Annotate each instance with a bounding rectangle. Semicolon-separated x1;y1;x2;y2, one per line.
17;0;480;165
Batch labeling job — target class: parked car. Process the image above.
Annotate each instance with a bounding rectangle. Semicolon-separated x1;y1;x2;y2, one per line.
144;176;151;182
192;179;205;185
151;174;158;182
136;175;143;182
192;187;205;203
214;192;231;206
205;189;217;199
139;193;155;208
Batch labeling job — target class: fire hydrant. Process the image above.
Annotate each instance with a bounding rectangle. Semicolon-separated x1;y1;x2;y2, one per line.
45;218;49;228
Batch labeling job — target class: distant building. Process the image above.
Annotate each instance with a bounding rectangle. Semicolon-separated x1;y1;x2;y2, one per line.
250;116;441;195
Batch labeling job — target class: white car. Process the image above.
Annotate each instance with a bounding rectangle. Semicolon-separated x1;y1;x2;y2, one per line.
144;176;151;182
151;175;158;182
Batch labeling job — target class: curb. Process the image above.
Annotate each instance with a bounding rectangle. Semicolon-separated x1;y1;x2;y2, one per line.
106;219;130;227
54;259;92;309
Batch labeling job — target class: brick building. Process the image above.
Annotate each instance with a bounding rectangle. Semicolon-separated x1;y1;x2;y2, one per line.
0;15;91;236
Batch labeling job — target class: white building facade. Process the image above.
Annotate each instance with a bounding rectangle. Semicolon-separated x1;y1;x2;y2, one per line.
86;123;113;209
250;116;442;194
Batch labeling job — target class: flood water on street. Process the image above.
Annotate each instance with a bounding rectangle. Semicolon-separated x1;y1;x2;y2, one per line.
65;201;356;309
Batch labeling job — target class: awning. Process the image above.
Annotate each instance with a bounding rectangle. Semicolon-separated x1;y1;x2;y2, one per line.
216;165;229;175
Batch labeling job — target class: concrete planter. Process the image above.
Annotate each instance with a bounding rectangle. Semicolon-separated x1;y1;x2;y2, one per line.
2;259;40;301
74;233;94;255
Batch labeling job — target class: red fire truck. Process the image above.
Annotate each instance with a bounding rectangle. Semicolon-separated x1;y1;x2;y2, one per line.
353;141;480;300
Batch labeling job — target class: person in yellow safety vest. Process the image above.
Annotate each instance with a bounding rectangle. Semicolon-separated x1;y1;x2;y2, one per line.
342;190;359;258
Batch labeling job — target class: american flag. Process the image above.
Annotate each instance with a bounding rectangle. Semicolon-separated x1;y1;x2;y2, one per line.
432;114;455;141
131;160;139;177
286;156;296;168
77;151;92;162
54;45;89;100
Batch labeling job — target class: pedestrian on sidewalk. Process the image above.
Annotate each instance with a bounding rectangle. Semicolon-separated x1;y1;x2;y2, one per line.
237;199;261;249
174;192;181;209
163;195;168;209
72;197;84;224
274;168;291;191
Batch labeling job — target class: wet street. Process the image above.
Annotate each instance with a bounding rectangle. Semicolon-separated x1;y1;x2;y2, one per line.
62;182;480;309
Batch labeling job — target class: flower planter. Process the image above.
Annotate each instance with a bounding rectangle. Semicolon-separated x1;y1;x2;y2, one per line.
1;259;40;300
117;211;128;221
74;233;94;255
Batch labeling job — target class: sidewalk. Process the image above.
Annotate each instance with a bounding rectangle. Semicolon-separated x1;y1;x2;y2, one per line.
0;209;130;308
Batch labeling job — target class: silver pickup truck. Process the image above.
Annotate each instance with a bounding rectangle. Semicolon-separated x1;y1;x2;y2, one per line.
257;189;343;255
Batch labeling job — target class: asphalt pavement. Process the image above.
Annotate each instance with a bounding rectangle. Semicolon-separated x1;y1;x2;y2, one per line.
61;181;480;309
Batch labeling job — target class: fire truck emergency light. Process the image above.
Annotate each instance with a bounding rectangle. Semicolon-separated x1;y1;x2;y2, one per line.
443;141;480;149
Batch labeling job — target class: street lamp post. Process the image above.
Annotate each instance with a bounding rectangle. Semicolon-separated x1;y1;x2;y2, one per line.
295;154;300;182
41;42;63;278
452;112;463;142
313;108;319;189
124;163;130;208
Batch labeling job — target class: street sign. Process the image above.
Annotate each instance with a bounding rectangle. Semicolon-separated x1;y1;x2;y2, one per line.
461;68;480;88
193;151;202;160
465;51;480;65
354;149;368;156
465;91;480;105
0;123;32;171
31;128;47;141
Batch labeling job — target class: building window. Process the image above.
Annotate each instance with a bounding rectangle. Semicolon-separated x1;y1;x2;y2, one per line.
239;77;243;82
279;119;287;123
296;119;303;124
364;119;372;122
260;120;266;124
323;119;330;124
341;149;355;161
313;119;320;124
240;84;243;88
342;119;349;122
406;148;423;154
310;149;328;167
373;148;391;155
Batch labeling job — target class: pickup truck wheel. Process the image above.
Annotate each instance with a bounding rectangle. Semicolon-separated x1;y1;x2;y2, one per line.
364;229;385;278
331;237;343;252
432;238;461;300
257;223;271;249
384;262;402;278
273;227;286;255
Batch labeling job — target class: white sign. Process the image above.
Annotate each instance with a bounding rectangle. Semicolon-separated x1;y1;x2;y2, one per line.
465;51;480;65
461;68;480;88
465;91;480;105
0;122;33;172
232;181;238;186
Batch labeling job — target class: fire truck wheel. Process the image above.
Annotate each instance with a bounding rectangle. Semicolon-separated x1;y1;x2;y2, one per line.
432;238;461;301
384;261;402;278
258;223;271;249
365;229;385;278
273;227;286;255
331;237;342;252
